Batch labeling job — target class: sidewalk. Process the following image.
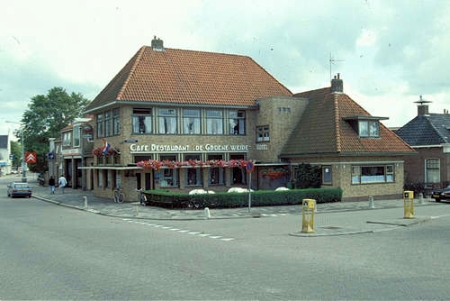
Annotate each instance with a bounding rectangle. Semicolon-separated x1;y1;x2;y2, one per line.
29;178;440;236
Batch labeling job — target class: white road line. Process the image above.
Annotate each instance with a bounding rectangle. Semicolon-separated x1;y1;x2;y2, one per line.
122;219;234;242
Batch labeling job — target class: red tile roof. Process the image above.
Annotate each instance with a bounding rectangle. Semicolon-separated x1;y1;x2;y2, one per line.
85;46;292;112
280;87;415;157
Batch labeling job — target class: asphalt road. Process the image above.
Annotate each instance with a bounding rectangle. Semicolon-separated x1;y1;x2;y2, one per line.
2;177;450;299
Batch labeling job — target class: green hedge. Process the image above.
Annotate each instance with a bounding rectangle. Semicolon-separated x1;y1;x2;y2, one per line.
144;188;342;209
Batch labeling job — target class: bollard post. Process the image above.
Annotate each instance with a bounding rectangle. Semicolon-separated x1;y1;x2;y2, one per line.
301;199;316;233
134;204;139;217
83;196;88;209
403;190;414;219
204;207;211;219
419;192;424;205
368;196;375;209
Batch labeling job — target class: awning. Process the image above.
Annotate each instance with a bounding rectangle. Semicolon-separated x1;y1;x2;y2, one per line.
78;166;143;170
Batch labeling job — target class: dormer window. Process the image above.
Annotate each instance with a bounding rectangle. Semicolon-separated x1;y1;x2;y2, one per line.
343;116;387;139
359;120;379;138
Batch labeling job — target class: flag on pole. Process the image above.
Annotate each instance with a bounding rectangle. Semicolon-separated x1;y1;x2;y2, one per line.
102;139;111;155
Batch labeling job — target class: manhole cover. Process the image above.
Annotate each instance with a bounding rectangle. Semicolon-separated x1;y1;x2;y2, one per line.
320;226;342;230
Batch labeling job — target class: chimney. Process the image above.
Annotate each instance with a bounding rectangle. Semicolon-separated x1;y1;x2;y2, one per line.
331;73;343;93
151;36;164;52
414;95;431;116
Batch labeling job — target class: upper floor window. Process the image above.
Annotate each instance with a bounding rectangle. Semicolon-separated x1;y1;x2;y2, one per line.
73;127;80;147
133;108;152;134
112;108;120;135
359;120;379;138
228;110;245;135
62;132;72;146
96;114;104;138
182;109;201;134
158;108;177;134
104;111;111;137
206;110;223;135
256;125;270;142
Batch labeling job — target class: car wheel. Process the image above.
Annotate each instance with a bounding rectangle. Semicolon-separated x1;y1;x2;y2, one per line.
436;198;441;202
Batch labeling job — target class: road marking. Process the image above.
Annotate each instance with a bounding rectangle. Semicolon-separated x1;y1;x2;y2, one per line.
122;219;235;241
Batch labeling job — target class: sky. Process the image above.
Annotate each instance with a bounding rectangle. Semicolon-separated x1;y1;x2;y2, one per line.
1;0;449;136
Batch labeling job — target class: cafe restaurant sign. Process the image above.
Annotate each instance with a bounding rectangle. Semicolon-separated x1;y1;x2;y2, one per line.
130;143;250;153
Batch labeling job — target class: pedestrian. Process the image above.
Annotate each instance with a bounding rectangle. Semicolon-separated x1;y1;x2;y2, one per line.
58;175;67;194
48;176;56;194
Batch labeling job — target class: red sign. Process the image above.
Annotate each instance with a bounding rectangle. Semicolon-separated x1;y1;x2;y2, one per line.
25;152;37;164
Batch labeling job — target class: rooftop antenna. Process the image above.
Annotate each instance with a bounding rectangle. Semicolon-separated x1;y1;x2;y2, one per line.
329;53;344;80
414;95;432;105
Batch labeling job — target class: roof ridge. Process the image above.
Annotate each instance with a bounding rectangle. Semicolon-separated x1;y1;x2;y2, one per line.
117;46;146;100
427;115;447;143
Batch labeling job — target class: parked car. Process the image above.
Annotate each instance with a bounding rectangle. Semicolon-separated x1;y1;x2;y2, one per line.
7;182;32;198
431;185;450;202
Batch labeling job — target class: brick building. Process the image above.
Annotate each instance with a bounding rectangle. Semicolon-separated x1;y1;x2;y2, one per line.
63;37;415;201
395;97;450;193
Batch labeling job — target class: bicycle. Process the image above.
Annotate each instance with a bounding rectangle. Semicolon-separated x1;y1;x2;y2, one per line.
137;188;148;206
114;188;125;203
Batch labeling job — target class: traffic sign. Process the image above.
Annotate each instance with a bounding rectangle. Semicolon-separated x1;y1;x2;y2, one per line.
25;152;37;164
48;152;55;160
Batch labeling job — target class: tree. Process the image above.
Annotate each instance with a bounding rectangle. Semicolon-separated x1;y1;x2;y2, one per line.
294;163;322;189
18;87;90;172
10;140;22;170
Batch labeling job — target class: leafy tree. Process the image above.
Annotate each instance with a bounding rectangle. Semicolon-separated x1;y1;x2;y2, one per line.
294;163;322;189
17;87;90;172
10;140;22;169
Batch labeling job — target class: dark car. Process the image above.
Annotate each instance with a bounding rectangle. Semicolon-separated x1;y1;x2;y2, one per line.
7;182;32;198
432;185;450;202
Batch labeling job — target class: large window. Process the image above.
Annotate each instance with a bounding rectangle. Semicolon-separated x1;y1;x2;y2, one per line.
352;165;395;184
230;154;246;185
113;109;120;135
425;159;440;183
158;108;177;134
182;109;201;134
96;114;104;138
104;111;111;137
73;127;80;147
256;126;270;142
206;110;223;135
359;120;380;138
62;132;72;146
184;154;203;186
159;155;178;188
133;108;152;134
208;154;225;185
228;110;245;135
97;109;120;138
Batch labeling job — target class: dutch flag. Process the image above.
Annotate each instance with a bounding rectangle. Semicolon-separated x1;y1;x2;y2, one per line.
102;139;111;155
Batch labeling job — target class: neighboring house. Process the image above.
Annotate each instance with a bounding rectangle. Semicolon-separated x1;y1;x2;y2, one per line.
74;37;415;201
395;98;450;193
280;75;416;201
0;135;11;175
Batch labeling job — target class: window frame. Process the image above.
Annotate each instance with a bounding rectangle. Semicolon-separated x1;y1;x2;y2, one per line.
256;125;270;142
351;164;395;184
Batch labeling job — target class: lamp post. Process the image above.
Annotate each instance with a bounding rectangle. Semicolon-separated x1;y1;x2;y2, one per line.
6;121;27;182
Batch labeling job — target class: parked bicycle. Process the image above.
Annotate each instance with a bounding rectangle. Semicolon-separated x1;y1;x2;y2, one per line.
114;188;125;203
137;188;148;206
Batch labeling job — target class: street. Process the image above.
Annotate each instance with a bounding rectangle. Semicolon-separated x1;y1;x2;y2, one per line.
2;179;450;299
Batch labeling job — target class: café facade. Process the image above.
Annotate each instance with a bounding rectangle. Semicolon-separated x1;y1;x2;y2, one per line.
70;37;415;201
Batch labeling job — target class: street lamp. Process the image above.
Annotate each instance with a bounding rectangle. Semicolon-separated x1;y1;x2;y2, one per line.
6;121;27;182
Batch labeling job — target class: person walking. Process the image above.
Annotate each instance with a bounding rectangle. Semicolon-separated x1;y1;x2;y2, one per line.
48;176;56;194
58;175;67;194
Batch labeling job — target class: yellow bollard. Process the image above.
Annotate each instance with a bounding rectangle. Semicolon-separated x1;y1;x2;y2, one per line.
403;190;414;219
302;199;316;233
